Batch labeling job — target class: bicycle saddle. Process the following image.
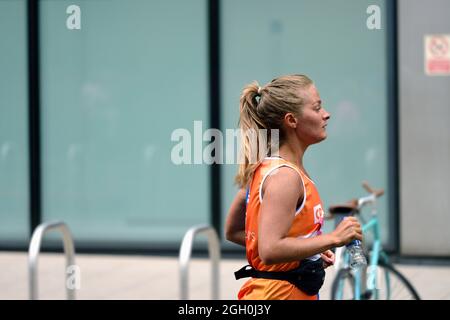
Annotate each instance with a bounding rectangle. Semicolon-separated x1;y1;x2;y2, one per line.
328;199;359;214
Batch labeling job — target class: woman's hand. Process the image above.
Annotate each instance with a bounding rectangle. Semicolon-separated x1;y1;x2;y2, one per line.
330;216;363;247
321;250;335;268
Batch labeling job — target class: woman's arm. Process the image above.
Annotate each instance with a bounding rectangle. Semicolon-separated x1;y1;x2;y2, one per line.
225;188;247;246
258;167;362;265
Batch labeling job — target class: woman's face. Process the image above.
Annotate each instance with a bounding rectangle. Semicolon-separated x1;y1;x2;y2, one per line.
295;85;330;145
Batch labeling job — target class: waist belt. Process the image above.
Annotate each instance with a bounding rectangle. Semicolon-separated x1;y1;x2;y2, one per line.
234;258;325;296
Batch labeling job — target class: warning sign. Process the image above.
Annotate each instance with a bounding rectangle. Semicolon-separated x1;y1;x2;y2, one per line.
425;35;450;76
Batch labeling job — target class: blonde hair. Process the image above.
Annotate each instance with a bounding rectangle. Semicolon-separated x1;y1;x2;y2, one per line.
235;74;313;188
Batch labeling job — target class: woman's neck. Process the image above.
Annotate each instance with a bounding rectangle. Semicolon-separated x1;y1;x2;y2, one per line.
277;141;307;171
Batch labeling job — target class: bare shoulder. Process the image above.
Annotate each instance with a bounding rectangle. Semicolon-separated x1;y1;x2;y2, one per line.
262;166;303;202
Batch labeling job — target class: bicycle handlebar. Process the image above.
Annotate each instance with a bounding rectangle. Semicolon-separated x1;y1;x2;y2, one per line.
362;181;385;198
326;182;385;218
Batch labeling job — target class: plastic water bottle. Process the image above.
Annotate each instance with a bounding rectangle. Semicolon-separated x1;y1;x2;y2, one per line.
347;240;367;270
334;214;367;269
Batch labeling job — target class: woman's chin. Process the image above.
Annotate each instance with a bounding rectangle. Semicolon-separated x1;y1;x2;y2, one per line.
317;133;327;143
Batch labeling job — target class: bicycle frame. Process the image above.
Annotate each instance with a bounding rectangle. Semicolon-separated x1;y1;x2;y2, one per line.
333;195;391;300
331;183;421;300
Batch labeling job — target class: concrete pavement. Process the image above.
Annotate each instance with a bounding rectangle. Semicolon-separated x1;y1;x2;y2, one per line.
1;252;449;300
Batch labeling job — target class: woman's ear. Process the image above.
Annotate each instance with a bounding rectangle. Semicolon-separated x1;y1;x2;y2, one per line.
284;113;298;129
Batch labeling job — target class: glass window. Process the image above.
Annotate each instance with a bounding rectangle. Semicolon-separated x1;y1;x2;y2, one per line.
0;0;29;244
40;0;209;245
221;0;391;247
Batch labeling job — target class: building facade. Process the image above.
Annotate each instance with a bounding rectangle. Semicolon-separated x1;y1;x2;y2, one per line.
0;0;449;257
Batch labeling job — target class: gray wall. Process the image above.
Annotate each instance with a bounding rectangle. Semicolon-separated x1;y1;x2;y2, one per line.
399;0;450;256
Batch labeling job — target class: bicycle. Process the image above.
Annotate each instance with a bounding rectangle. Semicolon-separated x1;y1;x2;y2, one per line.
327;182;420;300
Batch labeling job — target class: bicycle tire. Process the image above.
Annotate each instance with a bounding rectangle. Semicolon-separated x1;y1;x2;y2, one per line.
331;262;421;300
331;268;355;300
372;261;421;300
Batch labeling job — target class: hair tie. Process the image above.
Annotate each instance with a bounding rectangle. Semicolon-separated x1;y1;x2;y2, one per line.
257;86;262;95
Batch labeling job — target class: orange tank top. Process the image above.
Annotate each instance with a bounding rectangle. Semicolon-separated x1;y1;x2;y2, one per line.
238;157;325;300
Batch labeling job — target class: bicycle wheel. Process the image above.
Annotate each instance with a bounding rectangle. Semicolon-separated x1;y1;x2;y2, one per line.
369;261;420;300
331;268;355;300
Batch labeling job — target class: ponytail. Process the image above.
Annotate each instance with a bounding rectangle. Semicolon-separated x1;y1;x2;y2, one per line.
235;82;266;188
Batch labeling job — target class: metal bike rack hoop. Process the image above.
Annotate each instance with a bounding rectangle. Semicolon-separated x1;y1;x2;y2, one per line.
179;225;220;300
28;221;76;300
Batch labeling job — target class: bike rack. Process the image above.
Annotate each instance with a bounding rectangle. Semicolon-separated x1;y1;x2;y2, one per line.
28;221;76;300
179;225;220;300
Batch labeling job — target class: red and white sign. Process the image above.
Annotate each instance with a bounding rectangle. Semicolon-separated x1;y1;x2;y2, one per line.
425;35;450;76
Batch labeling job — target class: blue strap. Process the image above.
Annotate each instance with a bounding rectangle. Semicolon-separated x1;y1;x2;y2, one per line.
245;187;250;207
